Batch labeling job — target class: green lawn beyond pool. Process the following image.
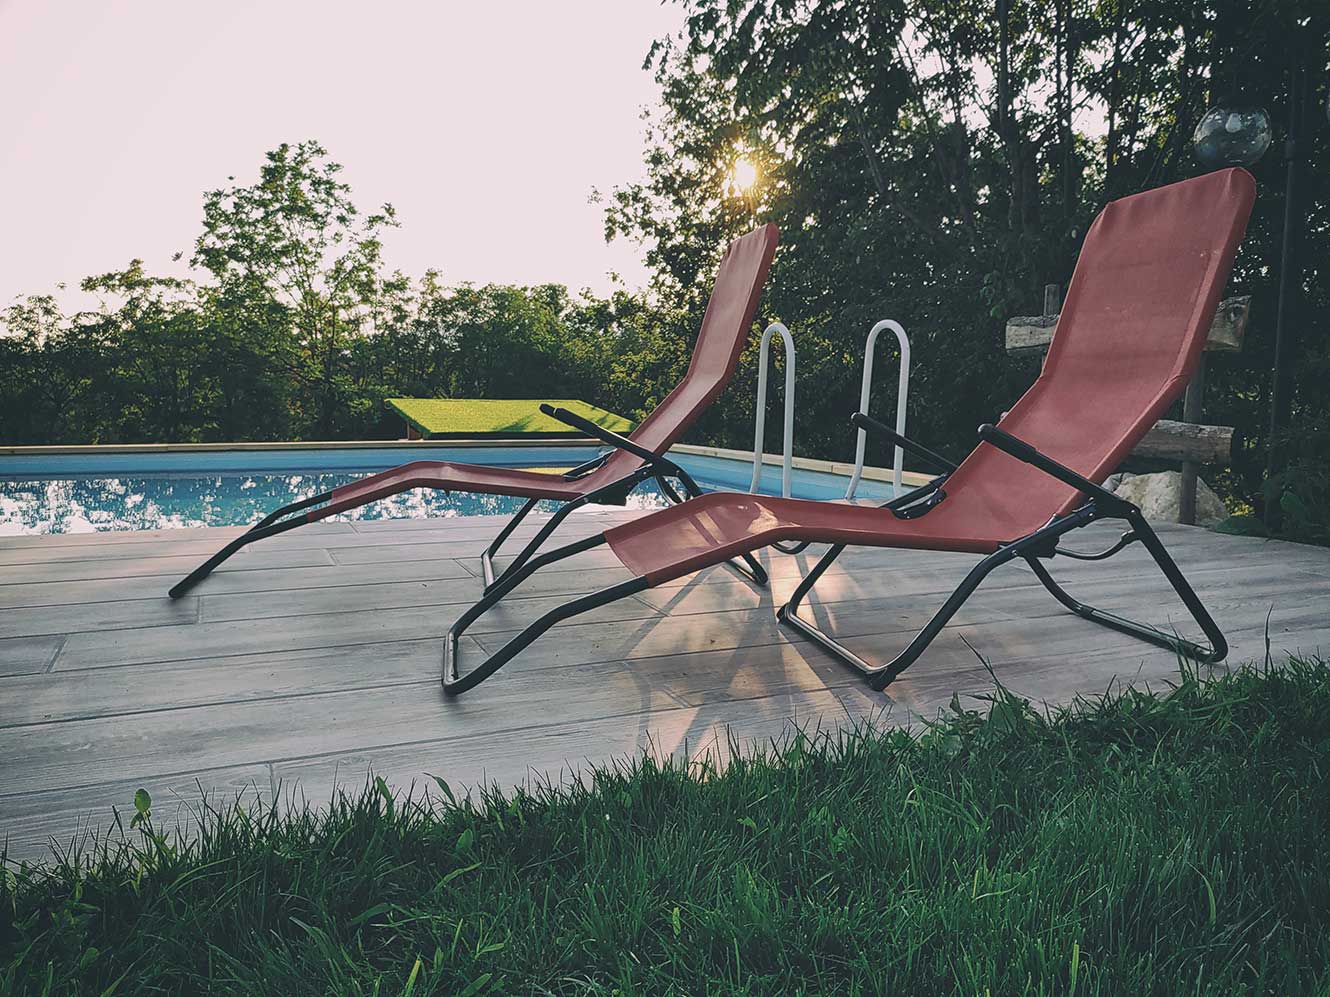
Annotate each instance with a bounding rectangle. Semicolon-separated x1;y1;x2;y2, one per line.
385;398;635;438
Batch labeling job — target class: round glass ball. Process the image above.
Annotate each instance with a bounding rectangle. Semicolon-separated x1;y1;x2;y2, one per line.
1193;104;1273;168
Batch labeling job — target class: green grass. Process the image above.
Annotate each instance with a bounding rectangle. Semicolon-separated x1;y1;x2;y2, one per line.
384;398;635;438
4;657;1330;994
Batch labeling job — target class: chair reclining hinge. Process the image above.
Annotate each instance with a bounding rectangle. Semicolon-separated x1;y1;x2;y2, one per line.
891;488;947;520
1088;494;1136;521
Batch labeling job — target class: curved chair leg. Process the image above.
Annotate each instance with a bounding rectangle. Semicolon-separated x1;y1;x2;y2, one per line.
169;491;332;598
483;467;663;593
444;533;649;695
1024;513;1227;663
776;510;1093;689
480;498;541;590
778;543;1021;690
483;497;597;593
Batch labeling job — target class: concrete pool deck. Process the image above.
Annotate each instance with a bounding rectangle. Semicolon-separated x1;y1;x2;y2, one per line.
2;507;1328;860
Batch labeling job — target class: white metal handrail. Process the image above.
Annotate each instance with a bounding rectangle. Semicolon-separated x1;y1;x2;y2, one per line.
845;319;910;499
749;322;796;497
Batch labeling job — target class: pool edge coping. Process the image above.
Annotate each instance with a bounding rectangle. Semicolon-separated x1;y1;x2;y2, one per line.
0;439;932;488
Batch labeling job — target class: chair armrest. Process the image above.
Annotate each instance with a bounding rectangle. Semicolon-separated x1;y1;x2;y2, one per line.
561;451;611;480
540;404;661;466
850;411;958;472
977;424;1128;510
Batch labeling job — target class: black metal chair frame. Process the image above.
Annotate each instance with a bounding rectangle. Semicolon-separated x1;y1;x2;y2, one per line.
477;406;767;592
442;415;1227;697
169;404;767;600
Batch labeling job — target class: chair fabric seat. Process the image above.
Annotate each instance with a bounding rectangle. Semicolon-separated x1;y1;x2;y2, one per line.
605;490;1024;585
312;460;613;519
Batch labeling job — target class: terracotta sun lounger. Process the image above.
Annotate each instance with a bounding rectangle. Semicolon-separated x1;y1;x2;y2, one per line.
169;224;779;599
443;169;1256;695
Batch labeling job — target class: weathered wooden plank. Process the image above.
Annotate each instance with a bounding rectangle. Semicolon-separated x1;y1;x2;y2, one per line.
0;763;273;864
969;620;1330;714
343;507;640;538
0;556;477;611
1005;295;1250;356
271;686;882;810
0;519;478;559
595;640;903;711
198;562;645;623
0;636;64;677
49;589;663;671
11;612;1326;863
1003;313;1059;355
1132;419;1234;462
0;545;335;585
0;664;681;800
640;556;1324;624
9;551;1315;726
0;637;479;729
324;533;595;565
0;521;352;551
0;528;496;565
993;410;1234;464
220;512;616;555
0;597;199;639
0;516;598;564
0;507;634;555
0;536;251;566
206;576;488;624
465;596;1020;674
0;686;885;861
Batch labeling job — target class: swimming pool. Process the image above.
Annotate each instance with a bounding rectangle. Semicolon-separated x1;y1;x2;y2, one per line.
0;444;897;534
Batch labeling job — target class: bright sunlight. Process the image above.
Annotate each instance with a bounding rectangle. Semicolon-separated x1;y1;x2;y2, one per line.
727;155;759;194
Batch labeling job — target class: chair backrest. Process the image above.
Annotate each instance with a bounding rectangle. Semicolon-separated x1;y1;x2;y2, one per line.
599;224;779;474
939;168;1256;538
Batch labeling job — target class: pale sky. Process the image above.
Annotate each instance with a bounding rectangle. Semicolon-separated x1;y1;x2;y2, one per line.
0;0;683;308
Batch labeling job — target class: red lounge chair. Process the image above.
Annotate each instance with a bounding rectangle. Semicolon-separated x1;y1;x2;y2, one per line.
443;169;1256;695
169;224;779;599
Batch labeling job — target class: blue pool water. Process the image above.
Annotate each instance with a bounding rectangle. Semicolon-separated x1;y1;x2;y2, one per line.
0;445;895;534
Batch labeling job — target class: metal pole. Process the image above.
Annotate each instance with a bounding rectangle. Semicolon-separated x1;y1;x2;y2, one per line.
749;322;795;497
1265;63;1306;526
1178;355;1206;525
844;320;910;499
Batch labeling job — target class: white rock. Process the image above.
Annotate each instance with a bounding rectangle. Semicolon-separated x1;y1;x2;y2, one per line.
1105;470;1227;526
1103;472;1133;493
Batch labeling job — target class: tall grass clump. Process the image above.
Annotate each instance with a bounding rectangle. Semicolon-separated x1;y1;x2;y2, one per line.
3;656;1329;994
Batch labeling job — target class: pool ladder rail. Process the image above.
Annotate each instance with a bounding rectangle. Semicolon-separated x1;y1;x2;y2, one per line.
748;318;910;503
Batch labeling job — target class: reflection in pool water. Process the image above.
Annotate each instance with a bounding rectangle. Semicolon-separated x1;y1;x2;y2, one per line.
0;473;674;535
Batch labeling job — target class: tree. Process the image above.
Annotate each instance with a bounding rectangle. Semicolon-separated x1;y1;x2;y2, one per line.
193;140;406;436
79;262;215;442
605;0;1329;511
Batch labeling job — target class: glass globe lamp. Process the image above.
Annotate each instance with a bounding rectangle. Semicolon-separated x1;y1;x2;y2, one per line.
1192;103;1273;168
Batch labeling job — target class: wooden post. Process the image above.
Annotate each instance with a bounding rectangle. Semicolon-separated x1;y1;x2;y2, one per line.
1043;283;1061;317
1178;356;1206;525
1005;295;1247;472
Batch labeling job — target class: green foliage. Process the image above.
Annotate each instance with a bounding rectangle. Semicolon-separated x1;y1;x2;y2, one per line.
1218;419;1330;545
3;657;1329;993
604;0;1330;505
0;145;689;447
385;398;634;437
194;140;407;437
